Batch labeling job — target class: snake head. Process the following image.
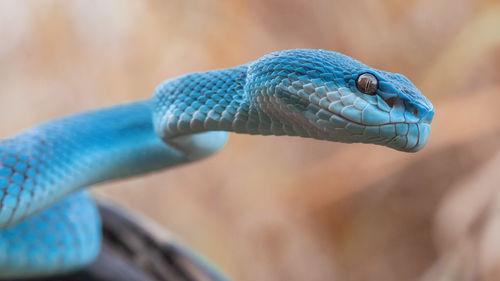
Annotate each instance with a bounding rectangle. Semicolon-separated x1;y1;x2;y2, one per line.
248;49;435;152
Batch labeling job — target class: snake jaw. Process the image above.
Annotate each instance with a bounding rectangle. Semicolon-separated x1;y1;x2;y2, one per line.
272;77;433;152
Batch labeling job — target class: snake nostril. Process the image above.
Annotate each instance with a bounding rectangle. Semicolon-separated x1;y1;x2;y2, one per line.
385;97;397;108
413;108;419;116
422;110;435;124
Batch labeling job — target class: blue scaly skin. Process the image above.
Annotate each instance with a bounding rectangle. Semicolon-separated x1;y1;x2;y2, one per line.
155;49;433;152
0;49;433;278
0;101;228;278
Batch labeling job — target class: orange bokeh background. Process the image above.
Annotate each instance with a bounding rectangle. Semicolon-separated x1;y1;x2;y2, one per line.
1;1;500;280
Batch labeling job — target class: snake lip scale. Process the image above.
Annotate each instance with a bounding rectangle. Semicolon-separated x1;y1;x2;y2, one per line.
0;49;434;278
280;87;429;151
281;86;432;126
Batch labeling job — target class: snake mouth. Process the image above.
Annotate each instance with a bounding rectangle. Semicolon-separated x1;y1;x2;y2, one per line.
280;88;431;152
314;107;430;152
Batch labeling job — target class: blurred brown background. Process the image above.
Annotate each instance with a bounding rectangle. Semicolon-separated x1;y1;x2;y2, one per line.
1;1;500;280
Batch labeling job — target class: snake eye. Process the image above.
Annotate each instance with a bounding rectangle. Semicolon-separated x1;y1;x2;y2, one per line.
356;73;378;95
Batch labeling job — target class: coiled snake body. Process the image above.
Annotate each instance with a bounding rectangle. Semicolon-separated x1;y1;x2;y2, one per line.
0;49;434;278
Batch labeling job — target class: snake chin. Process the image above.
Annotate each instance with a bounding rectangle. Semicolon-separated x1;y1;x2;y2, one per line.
307;110;432;153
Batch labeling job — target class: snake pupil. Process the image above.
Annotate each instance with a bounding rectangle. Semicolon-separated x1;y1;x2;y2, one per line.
356;73;378;95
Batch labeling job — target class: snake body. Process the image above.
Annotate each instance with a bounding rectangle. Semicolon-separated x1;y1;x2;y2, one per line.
0;49;434;278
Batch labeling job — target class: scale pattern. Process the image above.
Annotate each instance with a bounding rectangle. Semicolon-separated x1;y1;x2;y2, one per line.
0;101;219;277
0;49;434;278
154;49;434;152
0;101;187;229
0;191;100;278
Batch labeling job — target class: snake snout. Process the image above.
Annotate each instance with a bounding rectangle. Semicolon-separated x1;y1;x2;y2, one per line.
384;100;434;152
421;109;434;124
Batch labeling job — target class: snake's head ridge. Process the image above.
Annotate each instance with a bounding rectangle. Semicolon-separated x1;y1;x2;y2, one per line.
250;49;434;152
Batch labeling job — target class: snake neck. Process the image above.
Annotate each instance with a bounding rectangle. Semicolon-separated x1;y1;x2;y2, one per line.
154;64;313;141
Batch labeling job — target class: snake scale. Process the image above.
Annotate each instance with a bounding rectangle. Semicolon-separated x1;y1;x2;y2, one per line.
0;49;434;278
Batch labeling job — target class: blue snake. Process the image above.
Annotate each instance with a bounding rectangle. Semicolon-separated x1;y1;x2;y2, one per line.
0;49;434;278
